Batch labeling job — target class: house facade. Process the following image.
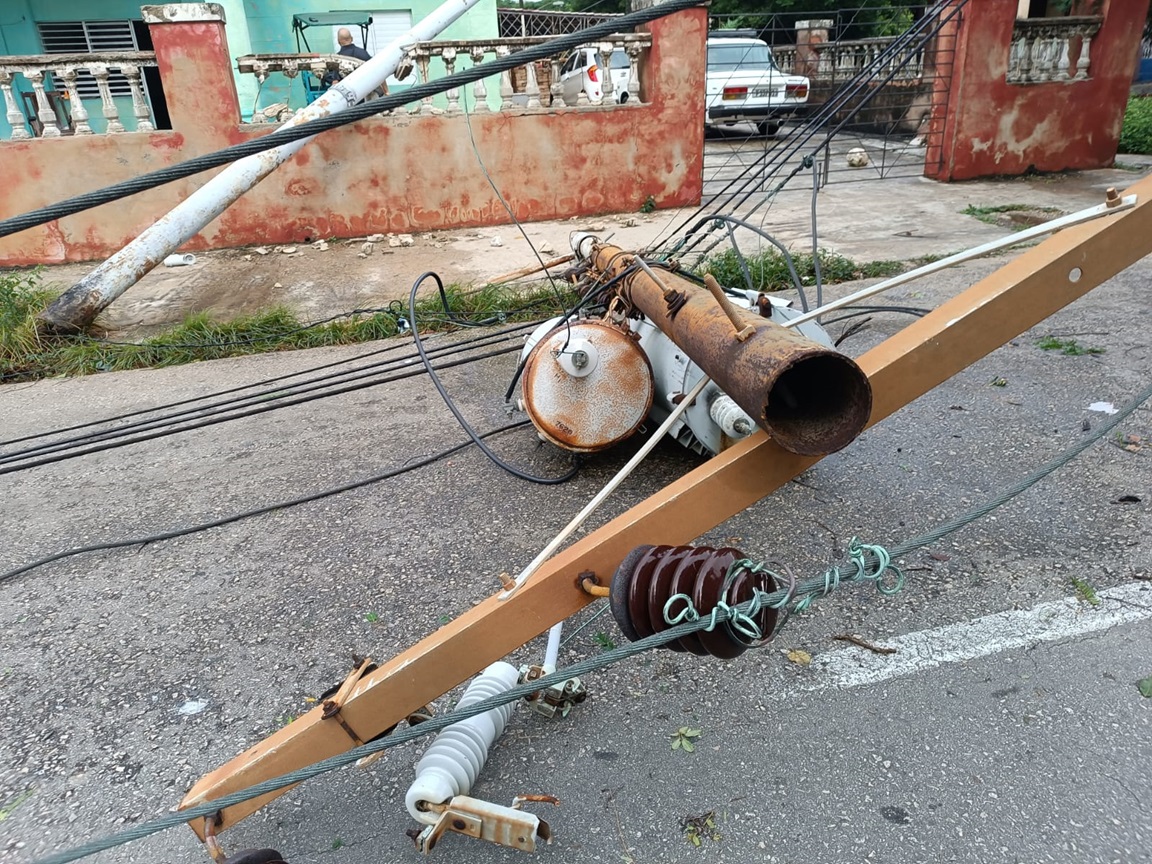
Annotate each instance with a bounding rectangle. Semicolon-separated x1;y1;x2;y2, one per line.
0;0;498;137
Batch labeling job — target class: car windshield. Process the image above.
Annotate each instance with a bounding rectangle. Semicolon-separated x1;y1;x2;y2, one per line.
707;44;776;72
596;51;631;70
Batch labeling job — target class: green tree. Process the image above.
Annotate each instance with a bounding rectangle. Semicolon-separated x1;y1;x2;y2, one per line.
561;0;927;42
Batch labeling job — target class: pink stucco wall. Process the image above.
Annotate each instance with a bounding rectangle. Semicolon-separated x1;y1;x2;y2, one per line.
926;0;1149;182
0;8;706;265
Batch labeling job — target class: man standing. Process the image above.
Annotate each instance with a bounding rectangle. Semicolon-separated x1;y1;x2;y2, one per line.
325;27;372;88
336;27;371;62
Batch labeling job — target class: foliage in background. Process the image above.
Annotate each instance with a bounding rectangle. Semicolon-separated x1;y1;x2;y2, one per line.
562;0;926;40
0;269;576;382
699;247;905;294
1119;98;1152;156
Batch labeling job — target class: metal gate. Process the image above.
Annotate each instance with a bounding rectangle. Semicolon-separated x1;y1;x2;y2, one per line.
699;3;960;202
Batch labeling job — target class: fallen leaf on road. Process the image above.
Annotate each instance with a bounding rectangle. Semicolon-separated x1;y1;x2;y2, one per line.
787;649;812;666
1138;677;1152;698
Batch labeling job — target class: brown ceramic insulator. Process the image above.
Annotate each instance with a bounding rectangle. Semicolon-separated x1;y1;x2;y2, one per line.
609;545;779;659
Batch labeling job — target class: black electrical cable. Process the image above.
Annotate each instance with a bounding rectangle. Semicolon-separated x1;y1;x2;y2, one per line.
0;421;531;586
0;328;533;467
410;271;578;485
0;0;708;240
673;213;810;311
822;305;932;324
71;306;402;350
0;342;521;477
0;323;516;448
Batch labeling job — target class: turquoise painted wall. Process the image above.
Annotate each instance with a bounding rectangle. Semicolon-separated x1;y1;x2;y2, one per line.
1;0;157;138
1;0;500;135
232;0;501;117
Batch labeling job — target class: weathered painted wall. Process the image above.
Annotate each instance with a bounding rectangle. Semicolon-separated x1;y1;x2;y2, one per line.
0;7;706;265
0;0;498;132
926;0;1149;181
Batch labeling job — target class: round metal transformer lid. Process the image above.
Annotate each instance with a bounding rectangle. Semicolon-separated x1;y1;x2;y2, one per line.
522;320;654;453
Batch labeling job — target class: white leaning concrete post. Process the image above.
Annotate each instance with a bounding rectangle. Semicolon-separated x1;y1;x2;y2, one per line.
40;0;483;332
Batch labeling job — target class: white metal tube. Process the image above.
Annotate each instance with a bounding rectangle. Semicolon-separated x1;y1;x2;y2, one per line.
44;0;483;330
542;622;563;669
784;195;1137;330
501;373;712;600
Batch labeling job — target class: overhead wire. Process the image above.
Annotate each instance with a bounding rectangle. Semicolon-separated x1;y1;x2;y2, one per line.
0;421;533;586
409;271;579;485
0;339;524;476
649;1;962;256
0;325;478;448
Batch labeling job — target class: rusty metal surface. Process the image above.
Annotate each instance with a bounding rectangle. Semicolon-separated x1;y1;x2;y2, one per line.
417;796;552;853
521;320;654;453
593;245;872;456
181;172;1152;841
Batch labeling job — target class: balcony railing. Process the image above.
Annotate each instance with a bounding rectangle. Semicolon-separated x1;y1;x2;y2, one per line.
235;34;651;117
0;51;157;139
774;36;923;83
1007;16;1102;84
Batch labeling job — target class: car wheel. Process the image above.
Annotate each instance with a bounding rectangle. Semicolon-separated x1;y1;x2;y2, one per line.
757;121;780;138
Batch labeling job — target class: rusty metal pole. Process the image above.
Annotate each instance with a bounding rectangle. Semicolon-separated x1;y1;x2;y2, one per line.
594;246;873;456
37;0;484;333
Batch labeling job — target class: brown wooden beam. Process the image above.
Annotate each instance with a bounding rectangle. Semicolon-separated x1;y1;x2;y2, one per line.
182;173;1152;837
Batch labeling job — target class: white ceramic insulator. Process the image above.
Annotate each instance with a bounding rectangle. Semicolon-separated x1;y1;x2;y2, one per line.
556;338;598;378
405;661;519;824
709;394;756;439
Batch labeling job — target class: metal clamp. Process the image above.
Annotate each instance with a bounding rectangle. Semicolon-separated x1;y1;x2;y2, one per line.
411;795;555;854
319;656;376;745
519;665;588;719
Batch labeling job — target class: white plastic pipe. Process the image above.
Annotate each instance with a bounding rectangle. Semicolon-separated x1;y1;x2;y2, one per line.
405;661;520;824
43;0;483;330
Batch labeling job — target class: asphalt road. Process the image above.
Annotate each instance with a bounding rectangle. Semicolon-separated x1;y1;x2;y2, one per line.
1;254;1150;864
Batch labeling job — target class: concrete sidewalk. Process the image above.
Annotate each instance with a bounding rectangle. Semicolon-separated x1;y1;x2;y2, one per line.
9;153;1151;337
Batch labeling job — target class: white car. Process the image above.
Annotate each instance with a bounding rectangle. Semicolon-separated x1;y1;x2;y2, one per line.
559;45;631;105
706;32;809;137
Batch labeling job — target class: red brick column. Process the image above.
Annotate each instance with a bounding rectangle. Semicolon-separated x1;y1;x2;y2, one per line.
794;19;833;79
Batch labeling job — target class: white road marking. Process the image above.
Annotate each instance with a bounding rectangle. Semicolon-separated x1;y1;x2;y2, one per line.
803;581;1152;691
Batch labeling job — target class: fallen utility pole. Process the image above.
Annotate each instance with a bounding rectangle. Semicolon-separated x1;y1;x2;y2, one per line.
181;173;1152;842
37;0;484;333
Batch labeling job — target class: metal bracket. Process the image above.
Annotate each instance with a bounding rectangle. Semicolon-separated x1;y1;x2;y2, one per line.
519;665;587;718
320;656;376;745
412;796;554;854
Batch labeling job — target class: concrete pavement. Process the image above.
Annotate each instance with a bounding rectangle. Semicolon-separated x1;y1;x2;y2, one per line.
1;159;1151;864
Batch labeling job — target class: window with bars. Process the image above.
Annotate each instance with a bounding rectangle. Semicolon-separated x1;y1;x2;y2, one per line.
36;20;138;98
